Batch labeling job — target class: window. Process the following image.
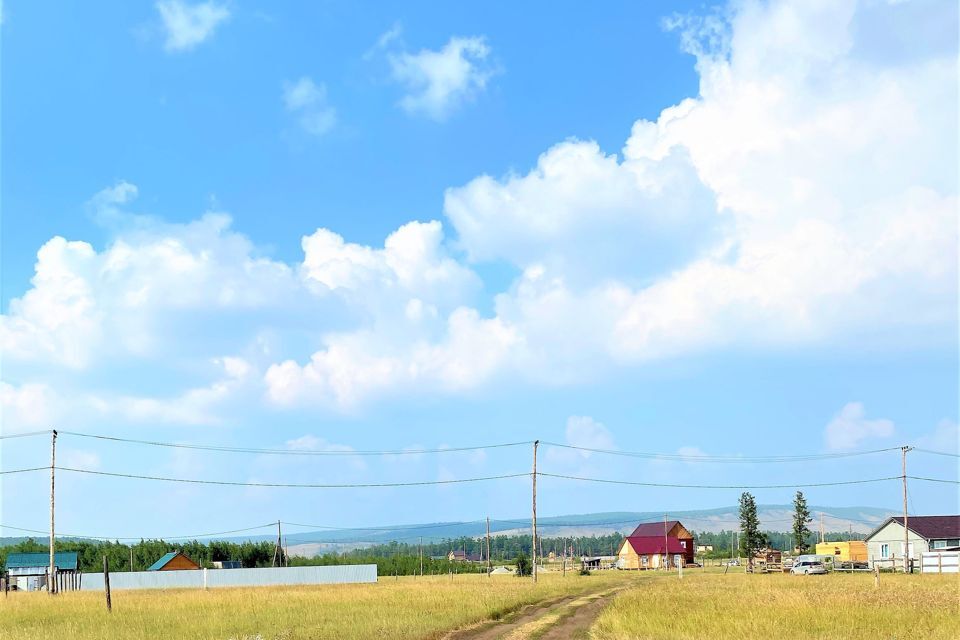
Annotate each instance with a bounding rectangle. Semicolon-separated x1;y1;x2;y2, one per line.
933;539;959;549
681;541;686;548
641;556;648;567
880;544;889;558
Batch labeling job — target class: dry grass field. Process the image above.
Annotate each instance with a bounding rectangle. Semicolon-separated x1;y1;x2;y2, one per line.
591;572;960;640
0;572;629;640
1;570;957;640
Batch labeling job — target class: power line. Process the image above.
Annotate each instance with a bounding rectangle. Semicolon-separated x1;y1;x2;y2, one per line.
539;441;902;463
908;475;960;484
58;430;532;456
55;466;529;488
0;521;279;541
913;448;960;458
0;430;51;440
0;466;49;475
537;471;903;489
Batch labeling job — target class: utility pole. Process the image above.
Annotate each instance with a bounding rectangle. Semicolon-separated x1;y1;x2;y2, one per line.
663;514;669;571
130;547;134;572
486;517;491;576
419;536;423;577
820;513;825;544
532;440;539;583
49;430;57;595
902;446;913;573
272;521;283;567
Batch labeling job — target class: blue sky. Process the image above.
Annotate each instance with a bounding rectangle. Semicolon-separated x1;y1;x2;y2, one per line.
1;0;958;541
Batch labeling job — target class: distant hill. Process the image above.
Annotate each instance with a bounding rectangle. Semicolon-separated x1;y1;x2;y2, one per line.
2;505;896;555
276;504;896;557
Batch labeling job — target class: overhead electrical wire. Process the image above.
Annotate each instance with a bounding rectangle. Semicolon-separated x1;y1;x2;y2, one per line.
0;521;280;541
536;471;904;489
55;466;530;488
0;430;51;440
58;430;532;456
34;430;958;462
0;466;49;475
907;475;960;484
538;441;904;462
43;465;959;490
914;448;960;458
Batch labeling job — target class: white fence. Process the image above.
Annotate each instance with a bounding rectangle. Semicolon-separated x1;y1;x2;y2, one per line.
920;552;959;574
78;564;377;590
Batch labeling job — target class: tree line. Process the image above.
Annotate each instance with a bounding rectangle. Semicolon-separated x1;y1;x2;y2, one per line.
1;495;860;576
0;538;284;573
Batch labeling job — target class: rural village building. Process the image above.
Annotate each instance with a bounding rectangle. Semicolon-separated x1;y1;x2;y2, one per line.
864;515;960;567
447;550;483;562
4;552;79;591
147;551;200;571
617;520;696;569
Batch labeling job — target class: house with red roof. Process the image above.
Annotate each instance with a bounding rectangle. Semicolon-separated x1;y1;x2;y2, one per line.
616;520;695;569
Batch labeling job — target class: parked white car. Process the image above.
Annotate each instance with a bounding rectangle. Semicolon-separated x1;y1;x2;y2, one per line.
791;560;827;575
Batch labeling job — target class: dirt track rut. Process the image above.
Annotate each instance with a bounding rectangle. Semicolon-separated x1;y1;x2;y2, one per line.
441;586;622;640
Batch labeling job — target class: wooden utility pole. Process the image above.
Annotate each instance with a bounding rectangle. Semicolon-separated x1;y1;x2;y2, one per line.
103;555;112;613
562;537;567;576
538;535;544;571
531;440;539;583
486;517;491;576
902;446;913;573
130;547;134;572
419;536;423;577
663;514;669;570
272;521;283;567
49;430;57;595
819;513;825;544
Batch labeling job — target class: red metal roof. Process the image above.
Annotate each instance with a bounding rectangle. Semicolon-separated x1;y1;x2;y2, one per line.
890;515;960;540
625;536;688;555
629;521;691;538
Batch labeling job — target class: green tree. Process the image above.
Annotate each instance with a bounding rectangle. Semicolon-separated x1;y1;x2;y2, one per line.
792;491;813;554
738;492;767;571
514;552;531;577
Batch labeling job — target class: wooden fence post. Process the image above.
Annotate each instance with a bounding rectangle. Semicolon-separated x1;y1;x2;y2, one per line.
873;564;879;588
103;556;112;613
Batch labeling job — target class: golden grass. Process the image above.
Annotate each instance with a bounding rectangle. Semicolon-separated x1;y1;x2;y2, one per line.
0;572;628;640
590;572;960;640
4;571;957;639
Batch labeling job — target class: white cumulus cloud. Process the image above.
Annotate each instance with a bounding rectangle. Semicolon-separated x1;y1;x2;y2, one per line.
824;402;895;451
283;77;337;137
156;0;230;53
389;36;496;120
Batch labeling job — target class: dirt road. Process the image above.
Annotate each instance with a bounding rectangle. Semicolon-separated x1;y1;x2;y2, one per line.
442;586;623;640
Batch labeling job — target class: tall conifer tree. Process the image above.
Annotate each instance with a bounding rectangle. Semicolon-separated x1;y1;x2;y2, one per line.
738;492;767;571
792;491;813;554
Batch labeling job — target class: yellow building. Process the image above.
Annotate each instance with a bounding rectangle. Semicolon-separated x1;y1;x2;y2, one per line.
815;541;867;563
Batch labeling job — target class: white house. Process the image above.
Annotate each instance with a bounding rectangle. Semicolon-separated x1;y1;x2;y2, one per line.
864;515;960;569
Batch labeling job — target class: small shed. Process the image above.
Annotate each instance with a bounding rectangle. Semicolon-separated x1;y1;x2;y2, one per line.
147;551;200;571
4;552;80;591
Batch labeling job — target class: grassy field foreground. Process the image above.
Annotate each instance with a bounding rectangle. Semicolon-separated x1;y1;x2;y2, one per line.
0;572;628;640
591;572;960;640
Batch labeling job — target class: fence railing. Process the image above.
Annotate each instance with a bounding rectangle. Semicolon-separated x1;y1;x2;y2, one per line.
78;564;377;591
